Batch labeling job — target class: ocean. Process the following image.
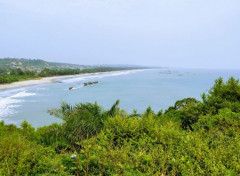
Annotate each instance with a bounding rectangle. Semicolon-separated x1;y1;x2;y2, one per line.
0;68;240;128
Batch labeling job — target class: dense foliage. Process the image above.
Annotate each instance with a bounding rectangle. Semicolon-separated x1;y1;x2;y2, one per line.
0;68;38;84
0;58;86;70
38;67;133;77
1;77;240;175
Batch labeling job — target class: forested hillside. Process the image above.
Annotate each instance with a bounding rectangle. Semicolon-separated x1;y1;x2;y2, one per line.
0;58;145;71
0;58;144;84
0;58;90;70
0;77;240;175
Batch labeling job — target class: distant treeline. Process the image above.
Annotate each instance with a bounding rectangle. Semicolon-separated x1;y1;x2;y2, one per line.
0;58;87;70
38;67;133;77
0;77;240;175
0;68;38;84
0;67;136;84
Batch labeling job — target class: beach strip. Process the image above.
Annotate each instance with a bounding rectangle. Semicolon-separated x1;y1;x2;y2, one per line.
0;70;140;90
0;74;81;90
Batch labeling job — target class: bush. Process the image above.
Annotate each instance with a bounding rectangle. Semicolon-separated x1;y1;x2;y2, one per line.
0;122;68;175
1;77;240;175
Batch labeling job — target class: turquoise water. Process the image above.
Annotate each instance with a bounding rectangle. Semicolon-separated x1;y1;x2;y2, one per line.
0;68;240;128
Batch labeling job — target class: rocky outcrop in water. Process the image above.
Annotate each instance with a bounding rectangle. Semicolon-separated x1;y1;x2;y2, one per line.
84;81;99;86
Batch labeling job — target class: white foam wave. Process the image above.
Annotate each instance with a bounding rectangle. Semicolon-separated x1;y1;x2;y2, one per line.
0;97;22;118
62;77;87;83
0;88;25;97
11;91;36;98
0;91;36;123
61;70;141;83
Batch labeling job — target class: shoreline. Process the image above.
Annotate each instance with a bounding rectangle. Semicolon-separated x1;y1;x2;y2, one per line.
0;70;141;90
0;75;79;90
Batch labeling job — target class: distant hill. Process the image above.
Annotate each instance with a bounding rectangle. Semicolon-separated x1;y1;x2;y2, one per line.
0;58;89;71
0;58;147;71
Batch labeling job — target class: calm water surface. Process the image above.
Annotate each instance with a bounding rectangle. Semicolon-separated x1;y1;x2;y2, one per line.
0;68;240;128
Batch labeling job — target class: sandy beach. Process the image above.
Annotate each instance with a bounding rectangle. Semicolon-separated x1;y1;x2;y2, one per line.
0;70;138;90
0;73;98;90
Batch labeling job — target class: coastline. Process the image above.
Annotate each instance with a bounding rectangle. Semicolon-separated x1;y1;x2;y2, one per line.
0;70;141;90
0;75;78;90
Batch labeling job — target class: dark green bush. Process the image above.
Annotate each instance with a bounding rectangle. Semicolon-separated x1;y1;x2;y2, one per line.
1;77;240;175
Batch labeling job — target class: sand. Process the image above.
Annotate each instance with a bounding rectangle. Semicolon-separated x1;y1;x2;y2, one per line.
0;70;143;90
0;74;84;90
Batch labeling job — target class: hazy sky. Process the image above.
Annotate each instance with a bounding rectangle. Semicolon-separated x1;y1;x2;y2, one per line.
0;0;240;68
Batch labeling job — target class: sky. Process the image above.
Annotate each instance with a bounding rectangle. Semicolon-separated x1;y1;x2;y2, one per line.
0;0;240;69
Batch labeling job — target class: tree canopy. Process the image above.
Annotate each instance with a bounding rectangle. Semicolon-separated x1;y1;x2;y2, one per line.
1;77;240;175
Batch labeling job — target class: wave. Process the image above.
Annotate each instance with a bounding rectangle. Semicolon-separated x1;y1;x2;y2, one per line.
0;90;36;123
11;91;36;98
61;70;142;83
0;88;25;97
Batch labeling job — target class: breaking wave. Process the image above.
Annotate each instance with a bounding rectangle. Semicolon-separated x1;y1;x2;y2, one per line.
0;90;36;123
61;70;142;83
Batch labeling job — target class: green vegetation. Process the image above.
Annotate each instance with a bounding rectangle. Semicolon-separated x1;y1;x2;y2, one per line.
0;68;38;84
1;77;240;175
0;58;146;71
38;67;133;77
0;58;86;70
0;58;146;84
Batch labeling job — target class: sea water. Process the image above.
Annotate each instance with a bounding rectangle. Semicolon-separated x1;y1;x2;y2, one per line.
0;68;240;128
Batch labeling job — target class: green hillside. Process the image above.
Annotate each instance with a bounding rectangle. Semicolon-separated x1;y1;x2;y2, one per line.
0;58;88;71
0;58;145;84
0;58;147;71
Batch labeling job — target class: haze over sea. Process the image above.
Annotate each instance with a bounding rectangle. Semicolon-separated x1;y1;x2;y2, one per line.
1;68;240;128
